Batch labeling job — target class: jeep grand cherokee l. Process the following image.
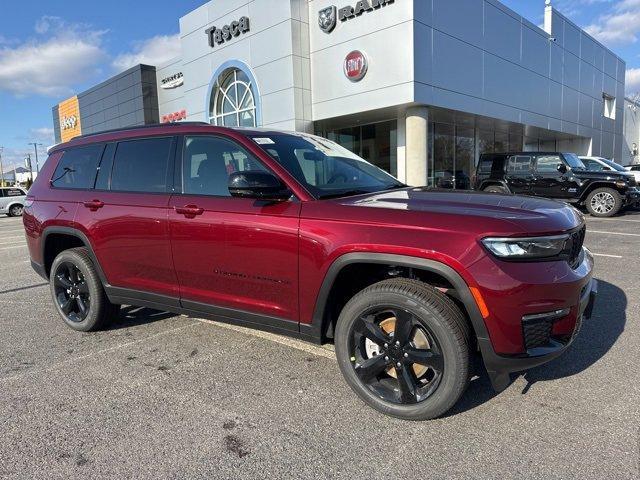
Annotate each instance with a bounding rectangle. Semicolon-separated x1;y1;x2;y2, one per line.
474;152;639;217
23;124;597;420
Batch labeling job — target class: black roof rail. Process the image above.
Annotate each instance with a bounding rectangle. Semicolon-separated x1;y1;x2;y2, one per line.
69;122;213;141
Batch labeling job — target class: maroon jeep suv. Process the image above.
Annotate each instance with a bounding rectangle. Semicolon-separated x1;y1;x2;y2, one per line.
23;123;596;420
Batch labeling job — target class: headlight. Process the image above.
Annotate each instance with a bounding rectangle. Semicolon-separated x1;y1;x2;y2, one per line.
482;234;570;260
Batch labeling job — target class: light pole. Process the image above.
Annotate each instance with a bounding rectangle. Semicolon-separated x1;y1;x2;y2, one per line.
25;153;33;185
28;142;43;174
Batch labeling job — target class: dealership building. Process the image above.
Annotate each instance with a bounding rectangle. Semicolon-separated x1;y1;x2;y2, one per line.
53;0;630;187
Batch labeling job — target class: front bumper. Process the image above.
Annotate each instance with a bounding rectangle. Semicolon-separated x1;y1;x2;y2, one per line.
624;187;640;205
480;276;597;391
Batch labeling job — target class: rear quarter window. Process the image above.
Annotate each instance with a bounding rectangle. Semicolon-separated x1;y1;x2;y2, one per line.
506;155;532;173
4;188;25;197
110;137;173;193
51;145;104;189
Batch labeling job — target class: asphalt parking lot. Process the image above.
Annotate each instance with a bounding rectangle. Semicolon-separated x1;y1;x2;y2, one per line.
0;212;638;479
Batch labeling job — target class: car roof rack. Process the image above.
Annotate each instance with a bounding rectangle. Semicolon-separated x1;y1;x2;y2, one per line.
70;122;212;141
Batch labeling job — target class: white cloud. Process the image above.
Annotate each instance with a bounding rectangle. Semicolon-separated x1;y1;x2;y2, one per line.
627;68;640;95
112;34;181;72
29;127;55;144
0;17;108;97
585;0;640;45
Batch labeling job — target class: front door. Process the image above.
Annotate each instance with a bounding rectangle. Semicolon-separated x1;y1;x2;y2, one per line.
531;154;573;199
168;135;300;323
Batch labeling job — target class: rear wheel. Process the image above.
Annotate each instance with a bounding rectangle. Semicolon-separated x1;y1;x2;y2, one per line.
334;278;471;420
50;247;119;331
585;187;622;217
483;185;508;194
8;204;23;217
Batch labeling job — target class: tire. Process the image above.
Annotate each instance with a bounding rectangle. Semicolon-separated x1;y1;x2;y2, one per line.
483;185;508;194
8;204;23;217
585;187;623;217
334;278;471;420
49;247;120;332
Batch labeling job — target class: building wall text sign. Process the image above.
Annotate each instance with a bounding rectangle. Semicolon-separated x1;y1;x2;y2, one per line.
319;0;395;33
205;17;250;47
161;72;184;89
161;109;187;123
61;115;78;130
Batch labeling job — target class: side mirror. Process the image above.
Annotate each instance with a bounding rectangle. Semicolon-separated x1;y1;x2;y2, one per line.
228;170;291;201
557;163;567;174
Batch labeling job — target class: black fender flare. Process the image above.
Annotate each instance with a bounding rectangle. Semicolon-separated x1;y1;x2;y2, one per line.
310;252;491;344
40;226;109;285
578;181;626;203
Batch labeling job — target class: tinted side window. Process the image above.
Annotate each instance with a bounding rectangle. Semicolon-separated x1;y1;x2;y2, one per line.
95;143;116;190
111;138;173;193
5;188;24;197
535;155;562;173
506;155;532;173
51;145;103;189
182;136;266;196
582;159;604;172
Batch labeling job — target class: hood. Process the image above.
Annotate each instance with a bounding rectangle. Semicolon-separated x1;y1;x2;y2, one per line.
332;187;584;234
573;169;634;182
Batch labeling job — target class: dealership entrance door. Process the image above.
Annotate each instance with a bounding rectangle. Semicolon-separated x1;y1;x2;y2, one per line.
321;120;398;177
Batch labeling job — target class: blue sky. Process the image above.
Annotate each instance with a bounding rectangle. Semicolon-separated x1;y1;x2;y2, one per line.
1;0;639;170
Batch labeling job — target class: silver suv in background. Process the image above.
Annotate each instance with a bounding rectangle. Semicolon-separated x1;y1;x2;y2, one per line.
0;187;27;217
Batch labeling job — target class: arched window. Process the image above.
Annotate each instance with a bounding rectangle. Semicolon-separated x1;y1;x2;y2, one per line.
209;67;257;127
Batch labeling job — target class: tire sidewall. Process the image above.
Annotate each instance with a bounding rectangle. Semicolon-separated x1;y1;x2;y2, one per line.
484;186;507;194
335;288;467;420
586;188;622;217
9;205;23;217
50;250;103;332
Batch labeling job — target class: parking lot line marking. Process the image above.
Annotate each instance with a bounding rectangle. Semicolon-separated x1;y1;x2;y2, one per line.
0;245;26;250
0;240;25;245
0;235;25;240
193;317;335;359
0;229;26;233
587;218;640;223
1;322;201;383
592;253;623;258
587;230;640;237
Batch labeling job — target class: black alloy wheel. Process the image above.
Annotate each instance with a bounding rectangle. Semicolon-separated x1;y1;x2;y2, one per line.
53;261;91;323
335;278;471;420
350;308;444;404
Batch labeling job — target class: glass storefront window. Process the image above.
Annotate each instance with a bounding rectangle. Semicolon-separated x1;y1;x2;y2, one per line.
494;132;509;153
209;68;257;127
478;130;494;155
509;134;523;152
325;120;397;177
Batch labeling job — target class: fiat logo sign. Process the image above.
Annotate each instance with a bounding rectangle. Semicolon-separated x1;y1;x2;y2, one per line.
343;50;368;82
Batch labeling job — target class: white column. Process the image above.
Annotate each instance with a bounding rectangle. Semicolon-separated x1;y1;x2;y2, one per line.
396;110;407;183
405;106;429;186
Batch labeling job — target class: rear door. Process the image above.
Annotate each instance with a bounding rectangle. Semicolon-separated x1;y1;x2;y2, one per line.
504;155;533;194
168;134;300;322
0;189;6;212
74;136;179;300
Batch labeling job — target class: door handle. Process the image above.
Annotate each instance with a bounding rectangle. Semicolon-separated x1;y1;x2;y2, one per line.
83;199;104;211
175;205;204;217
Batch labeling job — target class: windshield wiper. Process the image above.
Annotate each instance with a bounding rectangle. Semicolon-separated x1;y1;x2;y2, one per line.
318;189;371;199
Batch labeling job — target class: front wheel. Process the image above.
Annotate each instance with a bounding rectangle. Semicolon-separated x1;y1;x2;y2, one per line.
585;187;622;217
50;247;119;331
335;278;471;420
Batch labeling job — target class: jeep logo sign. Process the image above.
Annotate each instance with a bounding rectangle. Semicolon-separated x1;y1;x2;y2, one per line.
319;0;394;33
205;17;250;47
344;50;368;82
60;115;78;130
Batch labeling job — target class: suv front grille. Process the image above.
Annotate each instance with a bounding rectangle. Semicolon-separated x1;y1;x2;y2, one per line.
567;225;586;269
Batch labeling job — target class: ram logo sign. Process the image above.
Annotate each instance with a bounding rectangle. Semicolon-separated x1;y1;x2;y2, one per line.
319;0;394;32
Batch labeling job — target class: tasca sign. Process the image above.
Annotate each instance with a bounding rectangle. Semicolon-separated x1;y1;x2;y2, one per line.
318;0;394;33
205;17;250;47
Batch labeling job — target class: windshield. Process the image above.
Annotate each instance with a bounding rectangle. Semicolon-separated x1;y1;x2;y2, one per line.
250;132;404;199
601;159;626;172
563;153;586;170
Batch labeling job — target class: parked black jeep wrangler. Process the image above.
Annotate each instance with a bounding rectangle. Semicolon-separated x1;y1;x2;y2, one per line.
473;152;639;217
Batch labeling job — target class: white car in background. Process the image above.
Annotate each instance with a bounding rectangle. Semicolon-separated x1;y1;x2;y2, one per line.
579;156;634;176
624;164;640;183
0;187;27;217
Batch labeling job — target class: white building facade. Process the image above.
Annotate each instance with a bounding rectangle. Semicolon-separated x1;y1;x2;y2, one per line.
156;0;626;187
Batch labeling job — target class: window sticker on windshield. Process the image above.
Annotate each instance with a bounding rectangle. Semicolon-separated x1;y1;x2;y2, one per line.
253;137;275;145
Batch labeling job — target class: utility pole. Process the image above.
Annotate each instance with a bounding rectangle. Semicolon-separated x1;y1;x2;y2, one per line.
28;142;43;174
25;153;33;185
0;147;4;187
